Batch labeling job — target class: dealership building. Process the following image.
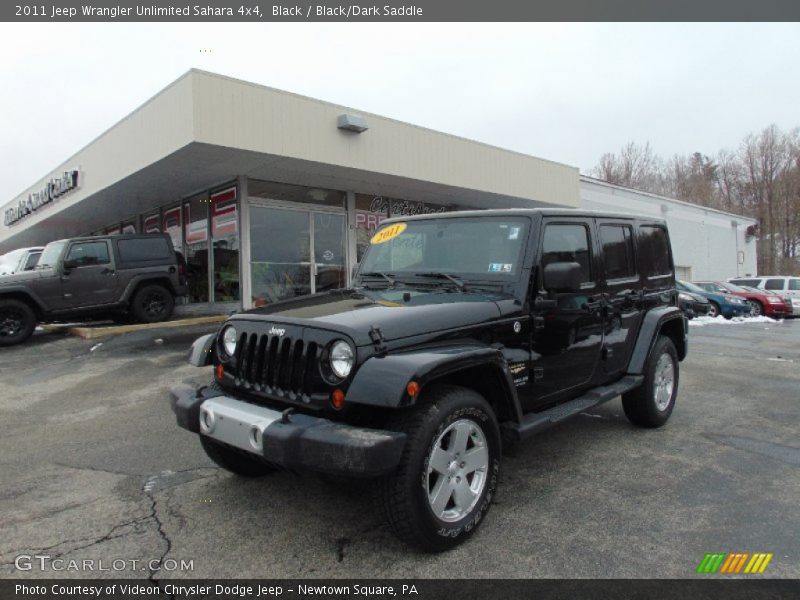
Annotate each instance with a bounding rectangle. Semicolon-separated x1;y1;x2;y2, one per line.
0;69;756;312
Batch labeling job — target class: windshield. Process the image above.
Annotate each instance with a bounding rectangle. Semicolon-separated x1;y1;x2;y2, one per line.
37;241;66;268
678;280;707;294
359;216;530;281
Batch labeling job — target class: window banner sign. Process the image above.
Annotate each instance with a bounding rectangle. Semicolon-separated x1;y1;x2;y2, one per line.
211;187;238;237
162;206;182;249
143;213;160;233
184;204;208;244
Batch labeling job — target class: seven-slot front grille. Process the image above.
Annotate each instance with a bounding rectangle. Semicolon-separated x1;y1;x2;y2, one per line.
232;331;319;401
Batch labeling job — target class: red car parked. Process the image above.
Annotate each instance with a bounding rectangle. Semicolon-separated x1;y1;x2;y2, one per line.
693;281;789;318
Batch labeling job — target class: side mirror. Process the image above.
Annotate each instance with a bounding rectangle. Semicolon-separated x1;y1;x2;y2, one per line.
543;261;582;293
63;259;79;270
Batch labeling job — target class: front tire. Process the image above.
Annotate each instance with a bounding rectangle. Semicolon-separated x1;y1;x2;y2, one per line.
748;300;763;317
0;299;36;346
200;436;276;477
131;284;174;323
622;336;679;428
379;385;500;552
707;302;720;318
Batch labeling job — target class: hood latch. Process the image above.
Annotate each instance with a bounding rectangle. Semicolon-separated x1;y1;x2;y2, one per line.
369;325;387;355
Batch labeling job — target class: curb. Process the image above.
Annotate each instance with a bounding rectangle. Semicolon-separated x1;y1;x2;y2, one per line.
67;315;227;340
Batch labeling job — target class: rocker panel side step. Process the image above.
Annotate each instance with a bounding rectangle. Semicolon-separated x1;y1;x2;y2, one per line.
502;375;644;441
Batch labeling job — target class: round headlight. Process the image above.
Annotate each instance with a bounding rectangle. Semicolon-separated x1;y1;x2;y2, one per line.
329;340;354;379
678;292;692;302
221;325;238;356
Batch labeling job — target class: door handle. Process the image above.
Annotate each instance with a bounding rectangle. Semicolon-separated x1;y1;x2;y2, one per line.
101;268;115;275
583;296;603;311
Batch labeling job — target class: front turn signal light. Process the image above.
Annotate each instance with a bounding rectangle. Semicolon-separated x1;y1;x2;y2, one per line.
215;364;224;380
331;389;346;410
406;381;420;397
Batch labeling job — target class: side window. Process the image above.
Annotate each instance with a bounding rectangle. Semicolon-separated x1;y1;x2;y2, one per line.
599;224;636;280
117;238;171;262
542;223;593;284
66;241;110;266
789;279;800;291
765;278;785;291
638;225;671;278
732;278;759;287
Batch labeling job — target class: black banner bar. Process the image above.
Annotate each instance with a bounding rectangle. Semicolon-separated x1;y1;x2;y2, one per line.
3;0;800;22
3;580;800;600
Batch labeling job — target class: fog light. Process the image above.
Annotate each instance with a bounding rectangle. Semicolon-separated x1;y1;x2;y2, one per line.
331;389;346;410
249;425;264;452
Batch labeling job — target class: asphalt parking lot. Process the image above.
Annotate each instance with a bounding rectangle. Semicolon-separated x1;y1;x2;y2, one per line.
1;319;798;579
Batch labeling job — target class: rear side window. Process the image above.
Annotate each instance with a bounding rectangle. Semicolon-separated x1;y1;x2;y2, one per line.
599;224;636;280
117;237;172;262
638;225;671;277
542;223;593;283
765;278;785;291
66;241;110;266
789;279;800;291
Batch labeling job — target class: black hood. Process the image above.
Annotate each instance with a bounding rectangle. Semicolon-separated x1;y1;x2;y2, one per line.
237;288;517;346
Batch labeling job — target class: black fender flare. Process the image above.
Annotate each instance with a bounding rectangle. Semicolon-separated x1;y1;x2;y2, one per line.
627;306;687;375
121;274;175;302
0;286;47;314
345;343;522;419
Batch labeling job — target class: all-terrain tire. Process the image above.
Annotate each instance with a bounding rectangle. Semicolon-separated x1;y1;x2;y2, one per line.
622;336;679;428
378;385;501;552
0;299;37;346
200;436;276;477
130;284;174;323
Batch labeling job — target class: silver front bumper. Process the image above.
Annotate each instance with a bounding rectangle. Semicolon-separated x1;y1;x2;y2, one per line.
198;396;281;455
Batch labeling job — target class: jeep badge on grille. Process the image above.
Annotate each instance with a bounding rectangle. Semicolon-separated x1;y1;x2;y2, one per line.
268;326;286;337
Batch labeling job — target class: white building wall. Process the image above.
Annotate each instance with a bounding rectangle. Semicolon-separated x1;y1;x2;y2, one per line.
580;177;757;281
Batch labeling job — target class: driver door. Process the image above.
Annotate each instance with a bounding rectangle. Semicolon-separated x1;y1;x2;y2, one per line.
59;240;120;309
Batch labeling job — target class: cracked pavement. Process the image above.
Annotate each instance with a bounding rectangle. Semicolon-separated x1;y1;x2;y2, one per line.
0;320;798;579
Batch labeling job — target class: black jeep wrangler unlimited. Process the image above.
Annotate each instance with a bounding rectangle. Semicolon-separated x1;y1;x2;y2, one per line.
0;233;186;346
171;209;687;551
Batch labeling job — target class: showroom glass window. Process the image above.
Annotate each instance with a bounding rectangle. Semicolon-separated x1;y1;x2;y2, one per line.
183;193;209;303
210;187;240;303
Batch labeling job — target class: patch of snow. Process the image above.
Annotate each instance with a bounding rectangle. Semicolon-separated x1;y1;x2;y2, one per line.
689;315;779;327
89;342;103;352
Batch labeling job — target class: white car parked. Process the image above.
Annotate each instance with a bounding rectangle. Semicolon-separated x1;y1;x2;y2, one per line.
0;247;44;276
728;276;800;316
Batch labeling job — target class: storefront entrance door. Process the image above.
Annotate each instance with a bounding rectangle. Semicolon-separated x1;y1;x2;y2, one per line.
249;205;346;307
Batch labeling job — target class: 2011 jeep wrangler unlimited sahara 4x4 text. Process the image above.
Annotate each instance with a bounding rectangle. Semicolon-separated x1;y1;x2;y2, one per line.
171;209;687;551
0;233;186;346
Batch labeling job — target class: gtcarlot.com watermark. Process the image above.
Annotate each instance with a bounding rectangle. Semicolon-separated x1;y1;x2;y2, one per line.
14;554;194;572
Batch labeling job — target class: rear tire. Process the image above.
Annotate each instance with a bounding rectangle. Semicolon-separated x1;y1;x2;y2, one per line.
378;385;500;552
131;284;174;323
622;336;679;428
200;436;276;477
0;299;36;346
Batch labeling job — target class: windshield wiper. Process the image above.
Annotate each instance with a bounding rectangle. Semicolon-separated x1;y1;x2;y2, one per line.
413;272;466;291
358;271;396;286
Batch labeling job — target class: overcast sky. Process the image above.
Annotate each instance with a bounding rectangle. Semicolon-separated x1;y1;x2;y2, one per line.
2;22;799;198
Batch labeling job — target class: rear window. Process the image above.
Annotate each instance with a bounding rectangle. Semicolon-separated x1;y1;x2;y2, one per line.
765;278;785;291
117;237;172;262
638;225;671;277
789;279;800;291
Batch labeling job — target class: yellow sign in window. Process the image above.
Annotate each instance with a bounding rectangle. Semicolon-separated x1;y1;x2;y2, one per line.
370;223;407;244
